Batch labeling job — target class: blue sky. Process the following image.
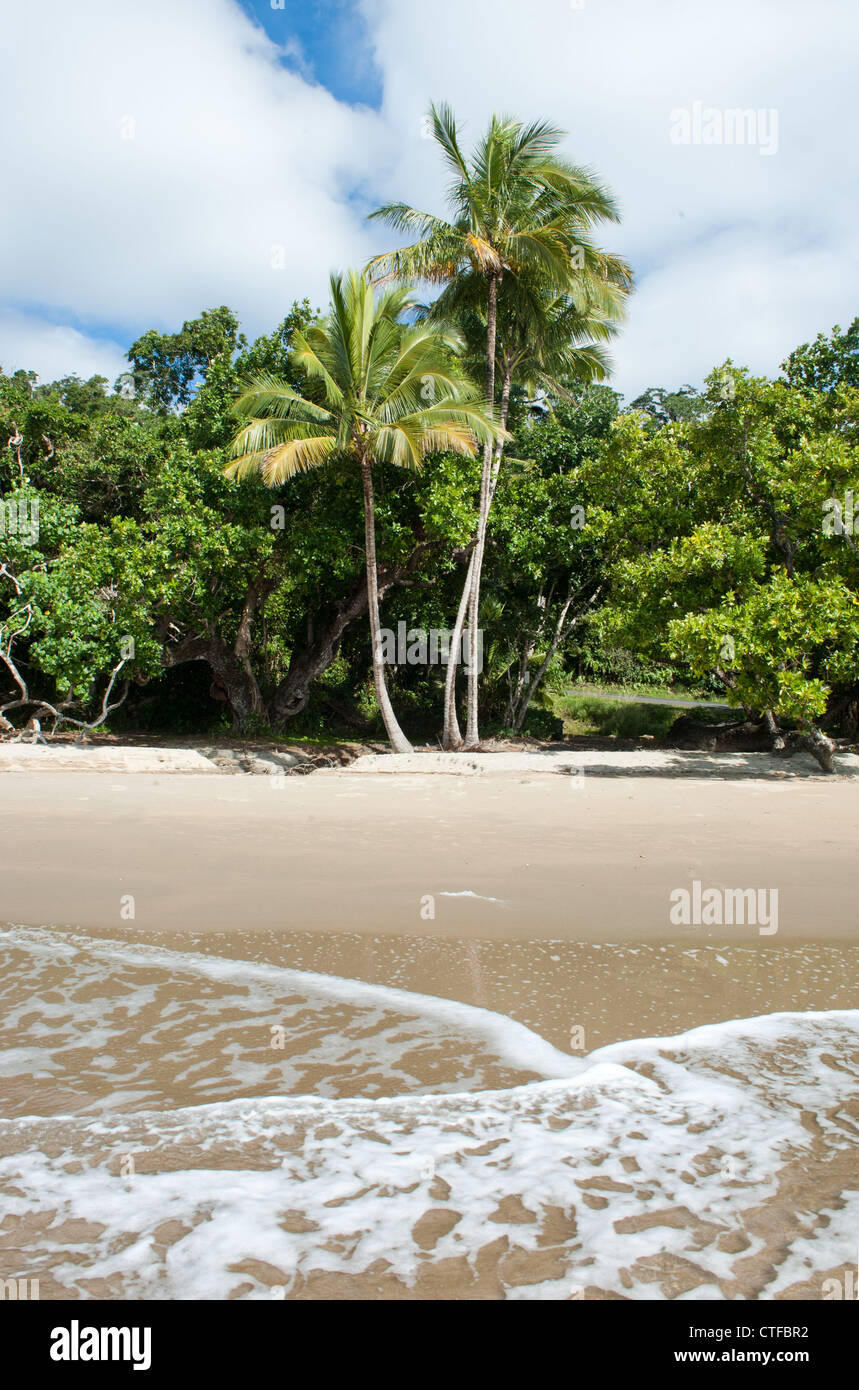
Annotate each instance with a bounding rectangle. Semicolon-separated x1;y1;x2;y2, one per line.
2;0;857;402
237;0;382;107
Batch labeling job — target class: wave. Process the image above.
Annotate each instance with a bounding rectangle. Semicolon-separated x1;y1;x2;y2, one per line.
0;925;857;1300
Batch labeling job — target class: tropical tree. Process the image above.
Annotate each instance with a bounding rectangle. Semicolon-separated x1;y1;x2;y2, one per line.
369;102;631;746
429;272;620;743
225;269;504;753
591;365;859;769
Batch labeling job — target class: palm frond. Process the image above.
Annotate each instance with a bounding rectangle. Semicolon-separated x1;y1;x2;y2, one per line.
428;102;471;183
226;269;505;489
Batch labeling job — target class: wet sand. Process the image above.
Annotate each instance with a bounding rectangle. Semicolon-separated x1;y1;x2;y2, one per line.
2;924;857;1301
1;767;857;1301
1;769;857;941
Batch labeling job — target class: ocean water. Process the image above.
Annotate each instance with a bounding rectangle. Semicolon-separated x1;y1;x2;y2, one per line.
1;924;857;1300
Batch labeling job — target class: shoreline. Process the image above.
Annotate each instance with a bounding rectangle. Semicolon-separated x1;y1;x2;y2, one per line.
3;766;857;1303
7;921;855;1057
3;925;857;1302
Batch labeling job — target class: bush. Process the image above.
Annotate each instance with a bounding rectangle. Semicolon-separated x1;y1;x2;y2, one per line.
517;705;565;740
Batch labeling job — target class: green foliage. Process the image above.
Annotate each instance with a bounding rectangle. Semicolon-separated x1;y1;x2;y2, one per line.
780;320;859;395
128;306;245;412
628;384;707;429
554;692;723;740
592;344;859;730
3;285;857;746
512;704;564;740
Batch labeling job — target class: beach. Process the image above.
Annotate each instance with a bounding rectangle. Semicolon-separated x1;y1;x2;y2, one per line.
1;756;857;1300
2;756;858;941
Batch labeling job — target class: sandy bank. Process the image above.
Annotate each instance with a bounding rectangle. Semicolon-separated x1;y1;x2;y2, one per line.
1;768;856;939
345;748;859;778
2;742;858;778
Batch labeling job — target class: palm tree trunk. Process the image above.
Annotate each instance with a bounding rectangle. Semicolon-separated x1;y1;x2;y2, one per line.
443;287;514;751
463;273;499;748
464;300;507;749
441;277;502;750
488;359;513;506
361;458;413;754
441;547;475;749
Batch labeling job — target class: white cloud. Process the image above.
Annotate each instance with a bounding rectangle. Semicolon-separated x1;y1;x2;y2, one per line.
1;0;390;337
0;311;127;387
362;0;859;396
2;0;857;398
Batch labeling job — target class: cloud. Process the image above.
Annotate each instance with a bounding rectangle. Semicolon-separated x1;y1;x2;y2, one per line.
0;311;127;387
2;0;857;398
1;0;391;342
362;0;859;396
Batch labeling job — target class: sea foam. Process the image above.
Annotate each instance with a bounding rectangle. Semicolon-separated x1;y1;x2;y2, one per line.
0;926;856;1300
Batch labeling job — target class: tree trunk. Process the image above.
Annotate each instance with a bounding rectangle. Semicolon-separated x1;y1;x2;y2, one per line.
271;575;374;723
441;347;511;751
505;634;536;727
669;711;837;772
511;584;603;733
443;331;512;751
158;581;270;732
271;538;439;724
360;457;413;754
161;631;264;731
441;548;475;749
762;709;785;750
463;272;500;749
769;717;837;773
489;361;513;506
512;598;574;734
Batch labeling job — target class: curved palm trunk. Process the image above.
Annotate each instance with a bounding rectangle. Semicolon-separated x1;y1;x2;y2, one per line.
441;547;475;748
462;273;499;748
464;312;515;747
361;458;413;754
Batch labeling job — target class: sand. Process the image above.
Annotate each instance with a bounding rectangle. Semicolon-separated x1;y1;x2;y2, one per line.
2;925;857;1301
2;759;857;1301
1;764;857;941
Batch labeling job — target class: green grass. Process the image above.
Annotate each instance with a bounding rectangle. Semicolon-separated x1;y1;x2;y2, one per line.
552;692;729;739
565;677;706;700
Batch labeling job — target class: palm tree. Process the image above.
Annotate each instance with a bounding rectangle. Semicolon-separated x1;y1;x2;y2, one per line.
369;103;631;747
225;269;504;754
430;273;621;745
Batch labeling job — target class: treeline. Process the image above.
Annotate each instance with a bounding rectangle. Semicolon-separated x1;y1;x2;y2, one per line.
1;103;857;756
1;313;857;752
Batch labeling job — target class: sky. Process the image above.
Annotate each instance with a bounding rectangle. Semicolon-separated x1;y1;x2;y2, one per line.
1;0;857;403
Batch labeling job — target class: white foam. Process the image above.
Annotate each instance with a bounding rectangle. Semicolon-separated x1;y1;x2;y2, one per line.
1;925;857;1300
0;924;581;1117
437;890;506;904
